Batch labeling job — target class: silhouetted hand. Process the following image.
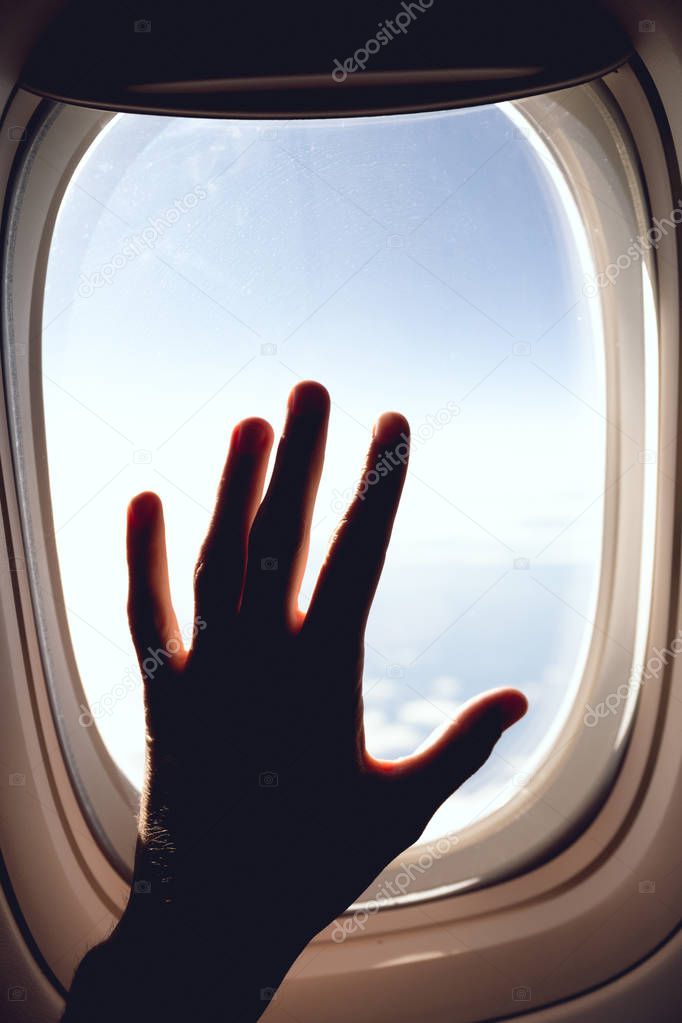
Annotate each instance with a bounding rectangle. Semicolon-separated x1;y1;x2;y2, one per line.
63;380;526;1023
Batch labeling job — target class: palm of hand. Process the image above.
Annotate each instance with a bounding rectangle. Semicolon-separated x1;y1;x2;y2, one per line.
125;381;526;959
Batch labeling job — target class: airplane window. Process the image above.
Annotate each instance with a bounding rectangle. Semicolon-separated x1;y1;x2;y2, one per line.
42;103;605;845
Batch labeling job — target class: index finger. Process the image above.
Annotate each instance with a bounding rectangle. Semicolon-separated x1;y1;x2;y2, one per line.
304;412;410;643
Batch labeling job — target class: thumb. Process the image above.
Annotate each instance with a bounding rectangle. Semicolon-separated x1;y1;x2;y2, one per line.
397;688;528;824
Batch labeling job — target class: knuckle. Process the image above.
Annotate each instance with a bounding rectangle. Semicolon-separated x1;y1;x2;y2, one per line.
192;557;209;594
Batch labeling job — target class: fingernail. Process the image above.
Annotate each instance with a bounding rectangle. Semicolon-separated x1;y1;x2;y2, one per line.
128;493;158;530
372;412;410;446
289;382;329;417
495;696;528;732
235;419;268;454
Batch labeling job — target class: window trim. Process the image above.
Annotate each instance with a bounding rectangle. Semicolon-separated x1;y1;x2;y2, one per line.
0;59;680;1018
3;97;139;880
7;80;655;898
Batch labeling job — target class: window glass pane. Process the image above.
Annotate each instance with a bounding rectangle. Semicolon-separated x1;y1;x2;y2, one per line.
43;105;604;842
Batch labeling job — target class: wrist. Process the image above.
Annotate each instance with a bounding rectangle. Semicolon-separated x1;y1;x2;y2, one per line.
63;903;302;1023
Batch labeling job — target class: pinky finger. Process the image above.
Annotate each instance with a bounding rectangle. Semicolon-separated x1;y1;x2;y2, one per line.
126;491;186;680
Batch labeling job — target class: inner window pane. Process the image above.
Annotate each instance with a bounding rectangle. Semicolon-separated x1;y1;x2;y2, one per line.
42;103;605;843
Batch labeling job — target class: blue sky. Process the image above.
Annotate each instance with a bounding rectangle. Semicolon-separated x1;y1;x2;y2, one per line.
42;100;608;841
